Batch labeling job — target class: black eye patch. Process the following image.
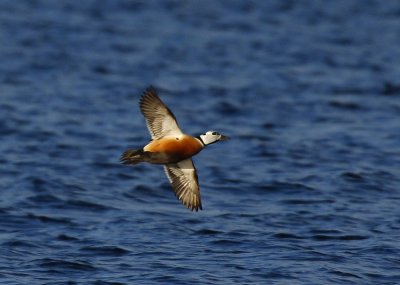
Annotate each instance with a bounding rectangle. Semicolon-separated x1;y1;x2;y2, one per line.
212;132;217;135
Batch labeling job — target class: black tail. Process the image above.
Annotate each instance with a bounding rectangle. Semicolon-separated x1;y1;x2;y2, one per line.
120;149;144;165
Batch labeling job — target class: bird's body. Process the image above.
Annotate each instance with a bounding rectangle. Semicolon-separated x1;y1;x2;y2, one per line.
121;87;228;211
143;134;204;164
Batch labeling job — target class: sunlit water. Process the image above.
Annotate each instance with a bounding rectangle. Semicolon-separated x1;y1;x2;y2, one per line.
1;1;400;284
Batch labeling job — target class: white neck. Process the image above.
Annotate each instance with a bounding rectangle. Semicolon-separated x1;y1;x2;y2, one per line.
195;137;206;147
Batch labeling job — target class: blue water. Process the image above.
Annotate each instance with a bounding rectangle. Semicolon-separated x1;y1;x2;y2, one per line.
1;1;400;284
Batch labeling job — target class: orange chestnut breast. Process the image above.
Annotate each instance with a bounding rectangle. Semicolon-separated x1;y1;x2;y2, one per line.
144;135;203;160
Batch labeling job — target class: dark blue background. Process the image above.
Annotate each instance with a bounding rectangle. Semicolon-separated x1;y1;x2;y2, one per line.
1;1;400;284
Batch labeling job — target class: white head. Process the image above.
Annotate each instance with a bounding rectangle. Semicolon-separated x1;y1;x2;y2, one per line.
199;131;229;146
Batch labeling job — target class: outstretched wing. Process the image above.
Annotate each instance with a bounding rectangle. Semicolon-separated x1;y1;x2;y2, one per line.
164;158;202;211
139;87;183;139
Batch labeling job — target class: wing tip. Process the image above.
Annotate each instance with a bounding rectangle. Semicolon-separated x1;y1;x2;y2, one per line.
140;86;158;102
183;191;203;212
145;85;157;94
187;202;203;212
175;192;203;212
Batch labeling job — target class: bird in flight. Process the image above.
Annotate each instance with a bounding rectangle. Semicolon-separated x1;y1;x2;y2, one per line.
120;87;229;211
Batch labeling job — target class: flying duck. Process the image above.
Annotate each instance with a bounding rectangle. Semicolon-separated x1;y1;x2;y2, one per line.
120;86;228;211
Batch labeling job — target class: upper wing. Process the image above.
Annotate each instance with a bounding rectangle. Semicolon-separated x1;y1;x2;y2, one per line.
139;87;183;139
164;158;202;211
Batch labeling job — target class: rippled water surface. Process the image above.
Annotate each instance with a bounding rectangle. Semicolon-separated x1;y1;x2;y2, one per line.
1;1;400;284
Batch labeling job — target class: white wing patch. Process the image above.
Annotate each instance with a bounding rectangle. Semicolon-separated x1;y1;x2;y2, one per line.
164;159;202;211
139;87;183;139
